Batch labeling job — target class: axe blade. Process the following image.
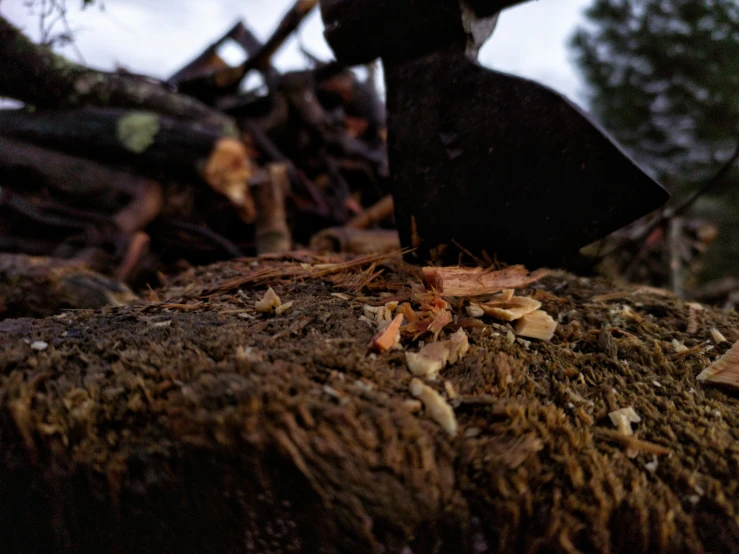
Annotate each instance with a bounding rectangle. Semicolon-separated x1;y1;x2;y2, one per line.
385;49;670;267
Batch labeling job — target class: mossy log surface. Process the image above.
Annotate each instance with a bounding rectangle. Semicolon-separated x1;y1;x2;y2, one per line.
0;254;136;320
0;255;738;553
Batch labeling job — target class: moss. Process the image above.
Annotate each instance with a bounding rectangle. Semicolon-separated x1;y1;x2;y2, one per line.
1;257;738;553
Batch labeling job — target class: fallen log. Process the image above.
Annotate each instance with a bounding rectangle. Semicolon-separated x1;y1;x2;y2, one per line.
0;15;235;133
0;258;738;553
0;253;137;319
0;137;163;234
0;108;254;220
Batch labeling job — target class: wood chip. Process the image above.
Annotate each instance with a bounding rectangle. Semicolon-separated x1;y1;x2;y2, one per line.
255;287;281;313
478;295;541;321
409;378;458;437
446;328;469;364
406;342;449;378
422;265;548;297
515;310;557;341
466;304;485;318
710;328;728;344
405;328;469;378
697;339;739;389
275;301;293;315
427;309;453;340
397;302;419;323
369;313;404;352
608;407;641;436
363;303;397;323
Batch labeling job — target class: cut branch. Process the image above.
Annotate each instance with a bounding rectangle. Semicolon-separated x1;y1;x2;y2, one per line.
173;0;319;98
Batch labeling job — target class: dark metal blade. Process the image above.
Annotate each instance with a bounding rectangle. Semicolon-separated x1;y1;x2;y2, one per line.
384;49;670;267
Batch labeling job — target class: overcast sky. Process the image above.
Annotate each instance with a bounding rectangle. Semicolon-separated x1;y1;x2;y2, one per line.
1;0;593;106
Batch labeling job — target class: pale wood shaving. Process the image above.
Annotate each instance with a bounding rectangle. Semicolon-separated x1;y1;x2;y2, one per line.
671;339;688;353
479;295;541;321
466;304;485;318
275;301;293;315
710;328;728;344
515;310;557;341
608;407;641;436
697;339;739;390
363;302;398;324
405;328;469;378
255;287;282;313
446;328;469;364
406;342;449;378
409;378;458;437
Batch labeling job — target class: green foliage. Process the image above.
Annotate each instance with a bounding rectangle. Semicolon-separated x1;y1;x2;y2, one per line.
571;0;739;193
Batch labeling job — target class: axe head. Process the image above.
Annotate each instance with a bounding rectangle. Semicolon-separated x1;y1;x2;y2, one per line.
321;0;670;267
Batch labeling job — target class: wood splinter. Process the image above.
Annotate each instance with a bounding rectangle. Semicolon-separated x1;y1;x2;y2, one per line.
473;292;541;322
422;265;549;297
369;313;404;352
697;339;739;390
409;378;458;437
515;310;557;341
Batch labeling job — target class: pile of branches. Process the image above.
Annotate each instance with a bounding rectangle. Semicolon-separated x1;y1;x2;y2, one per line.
0;1;394;299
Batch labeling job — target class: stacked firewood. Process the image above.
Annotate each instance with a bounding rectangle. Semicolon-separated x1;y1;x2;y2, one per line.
0;1;393;314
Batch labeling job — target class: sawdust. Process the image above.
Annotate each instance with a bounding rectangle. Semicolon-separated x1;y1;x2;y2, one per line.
0;255;738;553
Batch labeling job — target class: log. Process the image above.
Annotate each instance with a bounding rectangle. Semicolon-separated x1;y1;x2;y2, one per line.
0;257;738;553
0;109;254;220
0;15;235;133
0;253;137;319
0;137;163;233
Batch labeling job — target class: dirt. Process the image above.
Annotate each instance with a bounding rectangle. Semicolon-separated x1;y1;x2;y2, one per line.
0;252;738;554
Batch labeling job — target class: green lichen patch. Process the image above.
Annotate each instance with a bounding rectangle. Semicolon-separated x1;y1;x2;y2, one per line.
116;111;161;154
